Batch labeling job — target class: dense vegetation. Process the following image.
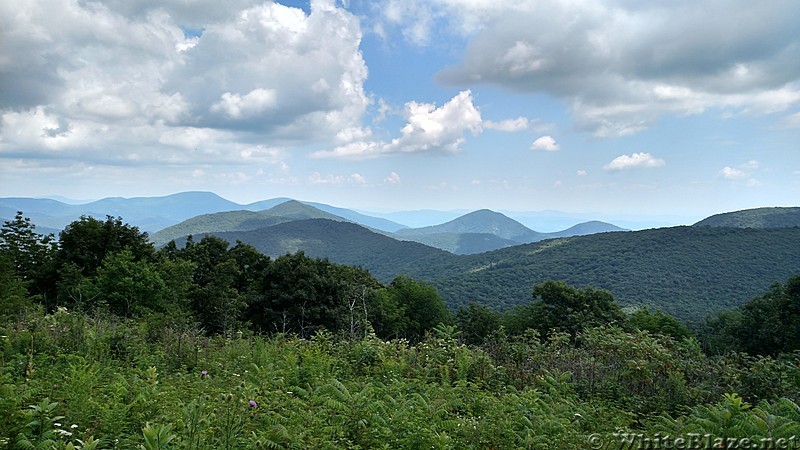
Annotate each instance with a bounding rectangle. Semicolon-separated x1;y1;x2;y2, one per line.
425;226;800;322
2;212;800;448
158;217;800;324
694;206;800;228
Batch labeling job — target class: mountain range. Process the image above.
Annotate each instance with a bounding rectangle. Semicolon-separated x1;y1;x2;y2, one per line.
1;192;627;254
3;192;798;323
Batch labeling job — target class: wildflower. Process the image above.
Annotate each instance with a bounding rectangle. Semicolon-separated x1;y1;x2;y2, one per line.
201;370;208;376
249;400;258;407
70;424;78;429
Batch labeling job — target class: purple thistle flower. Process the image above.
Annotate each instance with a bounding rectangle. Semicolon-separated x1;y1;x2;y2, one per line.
249;400;257;407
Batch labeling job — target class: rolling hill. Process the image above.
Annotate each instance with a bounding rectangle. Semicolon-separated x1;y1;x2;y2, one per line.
1;193;408;235
150;200;348;246
418;226;800;323
175;218;456;281
162;209;800;324
693;206;800;228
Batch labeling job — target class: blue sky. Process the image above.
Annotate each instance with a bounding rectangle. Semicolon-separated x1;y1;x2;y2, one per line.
1;0;798;224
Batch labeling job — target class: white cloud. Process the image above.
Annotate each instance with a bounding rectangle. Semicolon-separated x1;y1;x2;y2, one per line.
604;153;665;171
312;90;482;159
531;135;559;151
309;172;344;185
350;173;367;184
576;170;587;176
484;117;530;132
720;166;747;180
385;172;401;184
210;88;277;119
423;0;800;136
0;0;368;166
720;160;760;186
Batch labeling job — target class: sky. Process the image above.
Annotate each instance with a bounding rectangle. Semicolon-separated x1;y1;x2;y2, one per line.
1;0;799;224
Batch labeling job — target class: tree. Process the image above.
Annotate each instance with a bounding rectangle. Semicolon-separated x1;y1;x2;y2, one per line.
0;211;56;282
57;215;154;277
701;274;800;356
384;275;452;341
95;249;168;317
506;280;625;336
0;251;30;320
455;301;501;345
625;308;693;341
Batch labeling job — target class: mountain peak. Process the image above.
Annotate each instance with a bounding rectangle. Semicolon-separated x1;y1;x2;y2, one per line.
397;208;542;242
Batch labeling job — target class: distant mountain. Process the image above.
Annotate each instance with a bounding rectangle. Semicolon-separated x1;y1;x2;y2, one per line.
177;219;454;282
0;191;241;232
1;193;407;235
151;200;346;246
392;210;627;254
243;198;293;211
396;209;544;242
359;209;468;228
693;207;800;228
545;220;628;238
303;202;407;232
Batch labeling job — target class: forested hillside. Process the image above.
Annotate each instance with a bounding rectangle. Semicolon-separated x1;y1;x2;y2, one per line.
178;216;800;323
422;226;800;322
694;206;800;228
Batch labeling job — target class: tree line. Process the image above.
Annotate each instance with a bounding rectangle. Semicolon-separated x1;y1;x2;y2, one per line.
1;211;798;356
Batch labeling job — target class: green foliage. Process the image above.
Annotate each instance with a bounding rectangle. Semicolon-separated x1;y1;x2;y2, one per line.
428;226;800;322
2;305;800;449
0;252;31;321
455;301;501;345
504;280;625;337
702;275;800;356
95;250;168;318
384;275;452;341
694;206;800;228
625;307;694;340
58;215;154;278
140;423;176;450
0;212;56;284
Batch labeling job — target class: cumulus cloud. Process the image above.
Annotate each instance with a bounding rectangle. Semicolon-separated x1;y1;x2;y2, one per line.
720;160;760;186
720;166;747;180
312;90;482;159
484;117;530;132
210;89;278;119
531;135;559;151
416;0;800;136
385;172;401;184
604;153;665;171
0;0;368;166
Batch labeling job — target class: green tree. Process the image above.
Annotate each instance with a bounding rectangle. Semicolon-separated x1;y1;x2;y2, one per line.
506;280;625;336
455;301;501;345
702;275;800;356
385;275;452;341
95;249;168;317
0;211;56;282
57;215;154;277
625;307;693;340
0;251;30;320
